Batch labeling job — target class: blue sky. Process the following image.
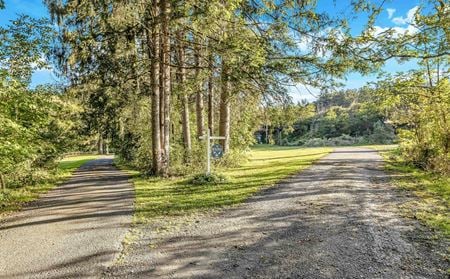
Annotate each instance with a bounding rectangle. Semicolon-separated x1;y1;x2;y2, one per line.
294;0;423;101
1;0;422;96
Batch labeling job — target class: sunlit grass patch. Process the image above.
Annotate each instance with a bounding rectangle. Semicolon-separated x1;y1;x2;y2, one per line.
0;155;101;215
58;155;101;172
363;144;398;151
372;146;449;238
132;146;332;223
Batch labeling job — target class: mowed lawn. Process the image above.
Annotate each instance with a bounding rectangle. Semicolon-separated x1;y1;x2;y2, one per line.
133;145;332;223
0;155;101;214
58;155;102;171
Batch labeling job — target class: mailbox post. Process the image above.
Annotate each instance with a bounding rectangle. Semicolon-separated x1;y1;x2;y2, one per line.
199;129;225;175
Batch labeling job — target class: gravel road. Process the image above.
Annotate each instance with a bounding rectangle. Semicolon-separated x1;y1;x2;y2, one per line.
107;147;448;279
0;156;134;278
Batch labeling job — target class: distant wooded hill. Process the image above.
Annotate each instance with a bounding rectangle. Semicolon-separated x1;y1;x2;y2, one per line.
258;87;396;146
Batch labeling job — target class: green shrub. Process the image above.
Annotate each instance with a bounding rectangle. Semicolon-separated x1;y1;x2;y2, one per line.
216;148;249;168
330;134;358;146
0;80;79;189
300;132;395;147
366;121;396;144
303;137;328;147
191;173;229;185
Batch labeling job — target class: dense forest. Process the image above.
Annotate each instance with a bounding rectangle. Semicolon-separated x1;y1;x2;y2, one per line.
0;0;448;191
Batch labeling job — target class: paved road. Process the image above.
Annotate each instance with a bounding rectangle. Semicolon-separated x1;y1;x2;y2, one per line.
0;157;133;278
108;147;448;278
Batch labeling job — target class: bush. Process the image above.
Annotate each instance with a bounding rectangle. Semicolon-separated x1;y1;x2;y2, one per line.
191;173;228;185
302;135;362;147
216;148;249;168
303;137;328;147
366;121;396;144
299;131;395;147
330;134;359;146
429;154;450;174
0;81;78;189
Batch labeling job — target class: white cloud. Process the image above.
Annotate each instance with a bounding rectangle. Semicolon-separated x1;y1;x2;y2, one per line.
387;8;396;19
29;55;49;69
373;24;418;37
297;38;310;52
289;84;319;103
370;6;419;38
392;17;406;25
371;24;418;38
392;6;419;25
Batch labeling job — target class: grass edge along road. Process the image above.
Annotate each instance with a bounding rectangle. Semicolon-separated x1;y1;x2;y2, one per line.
0;155;101;215
369;145;449;239
131;145;332;223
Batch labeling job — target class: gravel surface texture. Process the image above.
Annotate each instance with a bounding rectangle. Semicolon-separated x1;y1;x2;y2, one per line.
0;156;134;278
106;147;448;279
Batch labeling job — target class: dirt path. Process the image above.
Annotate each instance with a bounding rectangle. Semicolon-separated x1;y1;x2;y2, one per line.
107;147;448;279
0;156;134;278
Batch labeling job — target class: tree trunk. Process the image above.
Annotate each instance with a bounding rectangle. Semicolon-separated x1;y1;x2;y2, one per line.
278;128;282;145
159;26;165;149
177;31;192;153
265;124;269;144
0;173;5;191
194;38;205;138
219;60;231;153
160;0;171;176
208;52;214;134
147;2;162;175
97;133;104;154
133;31;142;98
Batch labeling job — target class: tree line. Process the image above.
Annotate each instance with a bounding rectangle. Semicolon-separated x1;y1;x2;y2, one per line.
0;12;79;190
0;0;447;189
261;87;396;147
45;0;389;176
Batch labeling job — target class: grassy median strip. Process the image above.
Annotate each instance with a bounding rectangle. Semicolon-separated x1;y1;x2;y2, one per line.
372;147;450;238
133;146;332;223
0;155;100;214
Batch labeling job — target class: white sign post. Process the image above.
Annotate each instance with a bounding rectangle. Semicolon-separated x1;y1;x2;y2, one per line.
199;129;225;175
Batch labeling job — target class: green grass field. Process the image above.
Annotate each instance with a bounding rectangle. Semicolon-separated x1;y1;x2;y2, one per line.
371;147;450;238
133;145;332;223
0;155;100;215
58;155;101;172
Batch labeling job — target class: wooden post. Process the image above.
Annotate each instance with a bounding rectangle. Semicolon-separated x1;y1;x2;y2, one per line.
206;129;211;174
199;129;225;175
